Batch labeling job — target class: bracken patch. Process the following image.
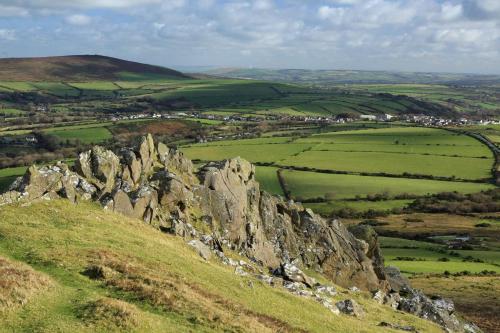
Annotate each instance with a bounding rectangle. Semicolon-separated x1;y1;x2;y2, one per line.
0;256;52;311
78;297;140;330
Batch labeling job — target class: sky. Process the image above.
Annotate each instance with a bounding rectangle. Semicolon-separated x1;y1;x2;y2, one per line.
0;0;499;74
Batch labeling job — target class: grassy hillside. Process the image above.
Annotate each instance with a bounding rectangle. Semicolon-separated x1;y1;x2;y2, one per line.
0;55;189;81
0;200;443;333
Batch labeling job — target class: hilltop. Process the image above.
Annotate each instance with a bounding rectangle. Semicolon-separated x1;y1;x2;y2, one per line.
0;55;190;81
0;134;481;332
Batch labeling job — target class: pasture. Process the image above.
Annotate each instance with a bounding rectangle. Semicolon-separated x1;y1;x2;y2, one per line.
379;236;500;275
49;127;112;144
180;126;495;215
281;170;493;200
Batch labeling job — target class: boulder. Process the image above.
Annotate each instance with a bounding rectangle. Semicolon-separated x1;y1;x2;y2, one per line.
279;263;316;288
335;299;364;317
385;266;411;292
188;240;211;261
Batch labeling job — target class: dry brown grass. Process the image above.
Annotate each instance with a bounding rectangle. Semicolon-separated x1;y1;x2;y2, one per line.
78;297;140;330
0;256;52;311
84;249;306;333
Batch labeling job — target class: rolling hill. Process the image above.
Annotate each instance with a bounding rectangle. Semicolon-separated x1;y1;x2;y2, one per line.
0;55;190;81
203;68;500;85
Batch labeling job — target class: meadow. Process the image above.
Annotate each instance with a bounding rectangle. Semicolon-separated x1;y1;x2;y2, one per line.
180;126;495;216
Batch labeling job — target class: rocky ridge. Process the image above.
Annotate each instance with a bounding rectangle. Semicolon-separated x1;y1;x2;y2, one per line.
0;134;480;333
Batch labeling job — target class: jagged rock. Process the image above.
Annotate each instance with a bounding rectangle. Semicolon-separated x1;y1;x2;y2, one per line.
398;290;462;332
136;134;157;175
335;299;364;317
234;266;248;276
314;295;340;314
349;224;390;290
256;274;274;285
372;289;385;304
315;285;337;297
120;149;142;186
111;190;134;217
348;286;360;293
283;281;304;293
131;185;158;223
188;240;211;261
279;263;316;288
75;146;120;194
385;266;411;292
384;292;401;310
463;323;482;333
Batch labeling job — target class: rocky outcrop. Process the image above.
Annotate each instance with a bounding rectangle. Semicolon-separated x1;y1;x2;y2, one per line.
0;134;480;333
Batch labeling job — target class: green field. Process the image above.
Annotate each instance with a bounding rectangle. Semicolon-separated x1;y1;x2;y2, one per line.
281;150;491;180
255;166;283;196
49;127;113;144
180;126;496;215
182;143;312;163
0;165;27;191
380;237;500;275
282;170;493;200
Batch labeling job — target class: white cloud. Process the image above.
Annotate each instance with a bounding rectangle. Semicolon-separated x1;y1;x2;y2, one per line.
0;0;499;73
253;0;273;11
441;2;463;21
0;29;16;40
65;14;92;25
0;5;29;16
476;0;500;13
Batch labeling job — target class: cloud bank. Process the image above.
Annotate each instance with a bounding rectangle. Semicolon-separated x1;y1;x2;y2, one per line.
0;0;498;73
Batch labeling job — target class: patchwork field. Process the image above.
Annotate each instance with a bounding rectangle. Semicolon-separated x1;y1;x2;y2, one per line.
181;126;496;216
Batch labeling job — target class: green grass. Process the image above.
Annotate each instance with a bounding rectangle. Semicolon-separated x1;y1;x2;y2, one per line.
181;143;312;163
379;237;500;276
68;82;119;91
0;81;36;91
0;166;26;191
282;150;492;180
281;170;494;200
255;166;283;196
49;127;113;144
0;200;443;332
310;142;491;158
0;108;26;116
385;260;499;275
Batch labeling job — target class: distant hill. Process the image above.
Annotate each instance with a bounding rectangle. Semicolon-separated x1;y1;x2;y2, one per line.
204;68;500;85
0;55;191;81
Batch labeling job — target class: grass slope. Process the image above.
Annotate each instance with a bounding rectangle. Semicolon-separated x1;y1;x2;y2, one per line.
0;55;189;81
0;200;442;333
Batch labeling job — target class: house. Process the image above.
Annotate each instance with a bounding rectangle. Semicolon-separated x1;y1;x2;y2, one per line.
377;114;394;121
360;115;377;121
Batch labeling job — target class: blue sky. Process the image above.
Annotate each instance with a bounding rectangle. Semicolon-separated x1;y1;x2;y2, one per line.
0;0;499;74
